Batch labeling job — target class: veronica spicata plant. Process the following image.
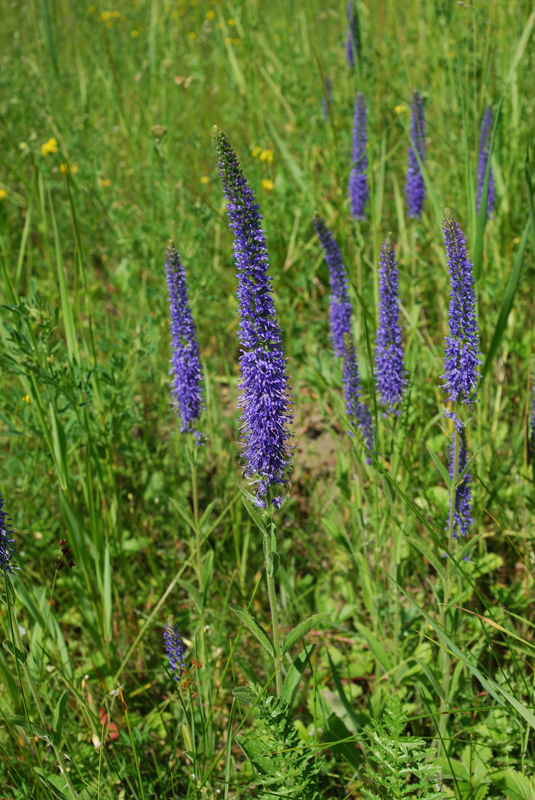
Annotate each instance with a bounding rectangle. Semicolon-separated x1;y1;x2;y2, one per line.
165;242;203;435
212;126;293;506
406;91;426;219
0;492;16;575
476;105;496;218
375;234;406;410
348;92;369;220
164;617;186;680
313;216;373;455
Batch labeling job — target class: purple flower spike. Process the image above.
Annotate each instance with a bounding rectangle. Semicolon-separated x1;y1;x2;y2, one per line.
476;105;496;219
442;209;481;406
375;234;407;410
165;243;203;435
164;617;185;680
448;429;473;539
345;0;359;67
344;336;374;457
212;126;293;504
313;216;352;357
406;91;426;219
0;494;16;575
348;93;369;221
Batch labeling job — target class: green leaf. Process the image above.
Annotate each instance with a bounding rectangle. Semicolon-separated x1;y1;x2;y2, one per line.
481;218;530;380
355;622;392;672
53;690;69;742
266;550;280;577
232;686;257;707
492;770;535;800
283;646;314;708
282;612;329;656
526;151;535;261
405;535;446;581
238;485;268;536
326;648;361;733
6;715;51;743
229;604;274;658
178;579;204;614
2;639;27;666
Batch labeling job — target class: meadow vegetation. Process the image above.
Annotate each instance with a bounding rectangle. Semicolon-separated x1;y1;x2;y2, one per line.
1;1;535;798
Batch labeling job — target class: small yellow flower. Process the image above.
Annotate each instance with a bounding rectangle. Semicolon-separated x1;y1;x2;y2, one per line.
60;162;79;175
100;10;111;21
200;175;210;185
394;104;406;114
19;141;27;150
22;394;30;403
260;149;273;164
188;31;196;40
262;179;274;192
112;9;120;17
224;36;233;44
41;137;58;156
0;189;7;200
251;146;261;157
100;177;112;187
88;5;95;13
274;34;280;41
131;29;139;37
205;10;215;20
449;50;455;58
227;18;235;25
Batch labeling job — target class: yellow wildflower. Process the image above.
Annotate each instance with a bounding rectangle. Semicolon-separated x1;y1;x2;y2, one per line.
100;178;112;187
0;189;7;200
131;29;139;37
22;394;30;403
19;142;27;150
112;9;120;17
41;137;58;156
227;18;235;25
260;149;273;163
60;162;79;175
251;146;261;158
200;175;210;185
262;179;274;192
394;104;406;114
205;10;215;20
100;10;111;21
188;31;196;39
88;5;95;13
106;20;113;27
449;50;455;58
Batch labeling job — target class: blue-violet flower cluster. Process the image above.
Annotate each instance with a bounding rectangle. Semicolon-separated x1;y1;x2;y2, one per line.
314;216;373;456
165;243;203;435
164;617;185;680
212;126;293;503
442;209;481;406
0;493;16;575
406;91;426;219
348;93;369;221
448;429;473;539
476;105;496;219
375;234;406;409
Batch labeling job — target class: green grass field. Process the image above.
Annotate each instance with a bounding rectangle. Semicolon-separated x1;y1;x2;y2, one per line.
1;1;535;798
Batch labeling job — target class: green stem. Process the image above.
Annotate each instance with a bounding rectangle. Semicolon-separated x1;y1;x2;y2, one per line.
440;423;460;738
190;447;203;596
265;494;283;697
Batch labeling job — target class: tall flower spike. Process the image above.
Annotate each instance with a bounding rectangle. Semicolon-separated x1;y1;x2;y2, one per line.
0;493;16;575
375;234;407;409
448;429;473;539
476;105;496;219
164;617;185;680
442;209;481;406
345;0;359;67
406;91;426;219
348;93;369;221
212;126;293;504
165;243;203;435
313;216;352;357
344;336;374;457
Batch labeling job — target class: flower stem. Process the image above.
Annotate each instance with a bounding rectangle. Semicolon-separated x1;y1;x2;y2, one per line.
265;494;283;697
